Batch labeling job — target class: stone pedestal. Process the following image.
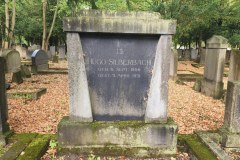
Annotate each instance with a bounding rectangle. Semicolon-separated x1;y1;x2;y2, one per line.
169;49;178;80
0;58;10;146
228;49;240;81
58;10;177;158
221;81;240;148
201;35;228;99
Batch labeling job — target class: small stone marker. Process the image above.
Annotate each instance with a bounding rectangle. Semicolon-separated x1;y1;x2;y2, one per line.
169;49;178;80
58;45;66;59
221;81;240;148
0;57;10;146
228;49;240;81
190;49;198;60
58;10;177;158
201;35;228;99
31;50;49;73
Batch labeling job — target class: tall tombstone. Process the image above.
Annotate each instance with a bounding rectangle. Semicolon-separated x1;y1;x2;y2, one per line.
190;49;198;60
184;49;191;60
58;10;178;158
221;81;240;148
0;49;23;84
169;49;178;80
200;48;206;65
228;49;240;81
58;45;66;59
0;57;10;146
201;35;228;99
31;50;49;73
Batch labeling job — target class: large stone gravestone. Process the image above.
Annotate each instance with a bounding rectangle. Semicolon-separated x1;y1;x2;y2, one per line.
201;35;228;99
228;49;240;81
0;49;23;84
0;57;10;146
31;49;49;73
58;10;177;158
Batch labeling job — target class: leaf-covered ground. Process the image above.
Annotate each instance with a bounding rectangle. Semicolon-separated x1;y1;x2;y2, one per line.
6;61;224;134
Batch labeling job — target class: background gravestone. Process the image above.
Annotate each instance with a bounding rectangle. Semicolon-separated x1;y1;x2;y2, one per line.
15;45;27;58
50;46;56;56
0;49;23;84
201;35;228;99
228;49;240;81
27;44;41;59
31;49;49;73
0;57;10;146
190;49;198;60
169;49;178;80
58;10;177;158
58;45;66;60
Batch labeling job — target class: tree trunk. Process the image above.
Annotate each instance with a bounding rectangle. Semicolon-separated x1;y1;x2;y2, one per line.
42;0;47;50
3;0;9;49
126;0;131;10
45;0;59;51
91;0;98;9
8;0;16;47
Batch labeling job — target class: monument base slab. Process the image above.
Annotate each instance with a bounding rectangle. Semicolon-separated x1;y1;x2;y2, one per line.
58;116;177;158
201;78;223;99
220;128;240;148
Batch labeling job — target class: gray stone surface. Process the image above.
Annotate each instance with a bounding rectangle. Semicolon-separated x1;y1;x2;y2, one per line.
201;35;227;99
0;57;9;145
190;49;198;60
58;117;177;157
145;35;171;123
58;45;66;59
200;48;206;65
67;33;92;122
20;65;31;78
0;49;21;73
50;46;56;56
63;10;176;35
31;49;49;72
169;49;178;80
224;81;240;133
12;71;23;84
228;49;240;81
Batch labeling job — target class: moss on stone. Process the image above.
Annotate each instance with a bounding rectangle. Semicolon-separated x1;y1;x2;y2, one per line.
178;134;217;160
0;134;37;160
16;134;51;160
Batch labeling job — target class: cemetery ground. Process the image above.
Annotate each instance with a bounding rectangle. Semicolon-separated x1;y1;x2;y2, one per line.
1;61;239;160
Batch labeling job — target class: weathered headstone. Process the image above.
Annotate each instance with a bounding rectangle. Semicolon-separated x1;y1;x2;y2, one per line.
15;45;27;58
0;49;23;84
50;46;56;56
200;48;206;65
20;65;31;78
201;35;228;99
31;49;49;73
169;49;178;80
190;49;198;60
0;49;21;73
221;81;240;148
58;10;177;158
177;49;183;59
228;49;240;81
184;49;191;60
27;44;41;59
58;45;66;59
0;57;10;146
